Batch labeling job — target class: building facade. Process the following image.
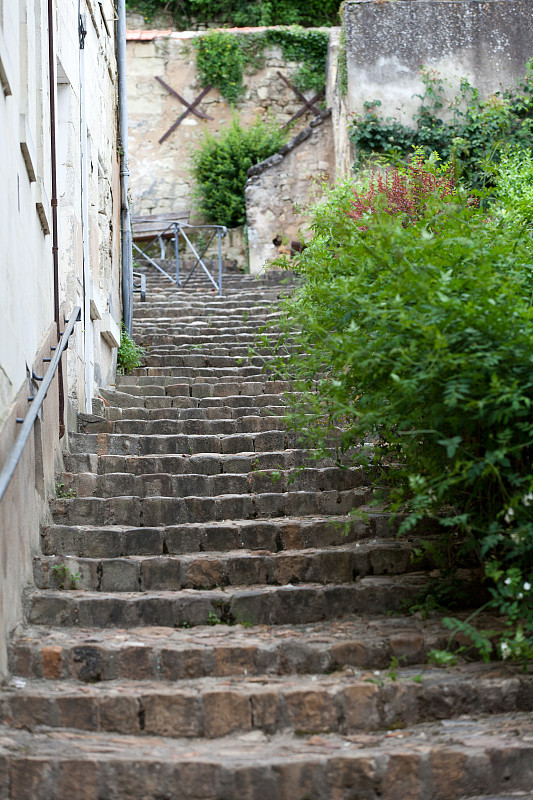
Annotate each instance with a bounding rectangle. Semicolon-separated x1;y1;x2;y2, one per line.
0;0;122;677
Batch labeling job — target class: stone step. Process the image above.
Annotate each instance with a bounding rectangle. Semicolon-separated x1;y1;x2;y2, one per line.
112;379;291;396
60;466;367;499
78;415;288;436
34;539;423;592
1;712;533;799
68;430;307;456
10;614;476;682
63;447;342;477
100;404;289;422
140;355;270;368
2;665;531;742
26;575;428;628
41;513;398;558
50;488;371;525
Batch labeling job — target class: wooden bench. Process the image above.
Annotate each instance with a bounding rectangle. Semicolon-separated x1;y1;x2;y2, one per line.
132;212;190;258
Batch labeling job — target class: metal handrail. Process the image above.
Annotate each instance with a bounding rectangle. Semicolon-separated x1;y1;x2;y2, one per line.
0;307;82;503
133;221;227;295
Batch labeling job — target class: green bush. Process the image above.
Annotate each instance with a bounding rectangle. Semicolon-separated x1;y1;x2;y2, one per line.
117;324;145;375
349;62;533;188
264;150;533;660
192;116;286;227
126;0;341;28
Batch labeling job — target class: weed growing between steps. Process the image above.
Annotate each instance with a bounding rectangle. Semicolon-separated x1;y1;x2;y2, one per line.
117;323;145;374
260;147;533;663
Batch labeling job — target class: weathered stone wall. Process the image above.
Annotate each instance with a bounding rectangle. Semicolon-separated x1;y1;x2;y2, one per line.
245;111;335;275
126;27;335;268
342;0;533;127
0;0;120;678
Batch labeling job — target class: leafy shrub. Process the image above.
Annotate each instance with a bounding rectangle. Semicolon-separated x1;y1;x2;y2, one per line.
349;62;533;188
264;150;533;660
126;0;341;28
117;324;145;374
192;116;286;227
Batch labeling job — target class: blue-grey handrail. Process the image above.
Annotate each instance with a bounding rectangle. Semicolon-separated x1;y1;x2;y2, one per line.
0;307;82;503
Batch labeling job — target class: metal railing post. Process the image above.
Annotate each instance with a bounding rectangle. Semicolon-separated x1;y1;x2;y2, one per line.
217;227;223;297
173;222;180;286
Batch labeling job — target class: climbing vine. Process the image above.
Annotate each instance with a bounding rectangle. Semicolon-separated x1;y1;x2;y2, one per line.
126;0;341;28
193;28;330;103
349;61;533;188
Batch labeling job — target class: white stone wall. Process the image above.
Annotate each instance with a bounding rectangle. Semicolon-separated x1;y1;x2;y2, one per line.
0;0;120;678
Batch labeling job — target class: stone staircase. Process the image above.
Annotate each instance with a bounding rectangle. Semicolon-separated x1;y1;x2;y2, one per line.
1;270;533;800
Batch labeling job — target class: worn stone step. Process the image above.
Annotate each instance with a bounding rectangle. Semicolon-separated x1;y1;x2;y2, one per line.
63;447;342;477
79;415;288;436
61;466;366;499
51;488;372;525
41;512;397;558
26;575;428;628
2;665;532;742
140;355;269;369
1;712;533;800
34;539;423;592
100;404;289;422
112;379;291;397
68;430;308;456
10;614;479;682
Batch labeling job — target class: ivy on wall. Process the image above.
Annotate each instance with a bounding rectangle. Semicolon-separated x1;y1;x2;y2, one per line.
194;28;330;103
349;62;533;188
126;0;341;28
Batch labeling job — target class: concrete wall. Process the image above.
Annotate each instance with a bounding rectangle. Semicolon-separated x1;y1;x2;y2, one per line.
245;111;335;275
342;0;533;127
0;0;120;678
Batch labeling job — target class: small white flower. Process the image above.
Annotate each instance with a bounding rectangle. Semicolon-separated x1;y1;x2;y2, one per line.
500;642;510;660
518;592;524;599
504;577;512;585
504;507;515;523
522;492;533;507
524;582;531;592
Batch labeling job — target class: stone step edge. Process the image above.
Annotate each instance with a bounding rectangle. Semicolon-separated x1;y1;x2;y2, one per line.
2;665;532;741
9;613;507;681
1;712;533;800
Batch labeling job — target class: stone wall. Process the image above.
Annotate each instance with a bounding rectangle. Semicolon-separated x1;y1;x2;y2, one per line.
245;111;335;275
0;0;120;678
342;0;533;126
126;27;335;269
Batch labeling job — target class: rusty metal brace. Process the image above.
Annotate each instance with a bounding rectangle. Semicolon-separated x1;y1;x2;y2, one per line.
156;77;213;144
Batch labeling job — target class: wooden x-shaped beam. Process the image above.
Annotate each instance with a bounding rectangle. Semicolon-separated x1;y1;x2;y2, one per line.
156;76;213;144
277;71;324;129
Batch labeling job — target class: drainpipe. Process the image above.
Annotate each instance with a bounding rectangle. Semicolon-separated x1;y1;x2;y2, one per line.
79;4;92;414
47;0;65;437
116;0;133;335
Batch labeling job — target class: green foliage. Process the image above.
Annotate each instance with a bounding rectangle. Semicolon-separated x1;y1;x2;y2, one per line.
117;324;145;375
126;0;341;28
193;28;329;102
52;564;81;590
192;116;286;227
194;31;244;104
349;62;533;188
264;149;533;660
55;481;76;499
